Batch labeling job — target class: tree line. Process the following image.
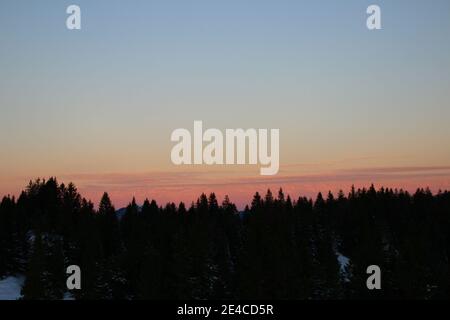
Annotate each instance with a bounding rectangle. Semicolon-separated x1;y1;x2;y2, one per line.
1;177;449;299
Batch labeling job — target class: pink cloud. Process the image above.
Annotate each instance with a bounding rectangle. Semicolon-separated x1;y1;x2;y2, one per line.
51;165;450;210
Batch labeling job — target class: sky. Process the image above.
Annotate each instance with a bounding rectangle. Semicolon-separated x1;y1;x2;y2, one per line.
1;0;450;208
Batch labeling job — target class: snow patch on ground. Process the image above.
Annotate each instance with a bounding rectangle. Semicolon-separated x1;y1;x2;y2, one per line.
63;292;75;300
337;252;350;273
336;252;351;282
0;275;25;300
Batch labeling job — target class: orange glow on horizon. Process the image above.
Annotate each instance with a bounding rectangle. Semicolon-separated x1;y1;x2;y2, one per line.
2;165;450;210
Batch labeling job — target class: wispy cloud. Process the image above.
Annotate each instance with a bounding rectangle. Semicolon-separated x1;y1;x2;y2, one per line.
53;165;450;209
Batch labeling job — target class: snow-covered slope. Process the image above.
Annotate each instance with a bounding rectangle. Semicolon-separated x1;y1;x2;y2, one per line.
0;275;25;300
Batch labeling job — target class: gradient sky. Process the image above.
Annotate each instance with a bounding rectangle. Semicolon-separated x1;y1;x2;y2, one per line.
1;0;450;208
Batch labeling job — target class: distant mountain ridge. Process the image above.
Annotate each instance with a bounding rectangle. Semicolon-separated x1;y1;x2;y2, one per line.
115;206;141;220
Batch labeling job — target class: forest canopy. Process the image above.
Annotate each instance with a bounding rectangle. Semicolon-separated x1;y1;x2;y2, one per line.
1;178;449;299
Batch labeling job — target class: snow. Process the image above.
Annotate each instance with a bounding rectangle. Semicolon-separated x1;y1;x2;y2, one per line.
336;252;351;282
63;292;75;300
337;252;350;273
0;275;25;300
0;276;77;300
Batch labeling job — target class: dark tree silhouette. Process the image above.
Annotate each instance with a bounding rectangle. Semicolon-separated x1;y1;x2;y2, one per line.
1;178;450;300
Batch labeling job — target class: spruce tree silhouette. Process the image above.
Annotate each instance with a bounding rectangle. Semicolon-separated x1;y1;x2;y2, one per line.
1;178;450;299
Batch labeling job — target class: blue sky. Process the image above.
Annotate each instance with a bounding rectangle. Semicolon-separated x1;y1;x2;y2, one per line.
1;0;449;206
